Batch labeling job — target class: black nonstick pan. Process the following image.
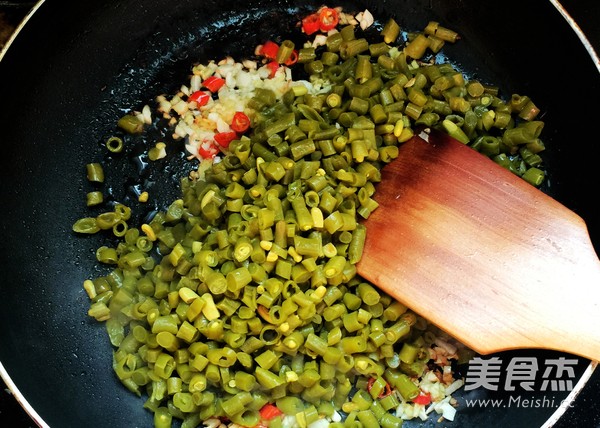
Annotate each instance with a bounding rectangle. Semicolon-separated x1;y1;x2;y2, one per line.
1;0;599;427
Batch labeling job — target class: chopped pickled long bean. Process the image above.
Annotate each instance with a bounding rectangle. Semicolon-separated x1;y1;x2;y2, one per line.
74;6;554;428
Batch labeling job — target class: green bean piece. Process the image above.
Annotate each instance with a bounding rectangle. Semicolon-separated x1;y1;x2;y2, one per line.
291;196;314;231
356;409;380;427
255;367;285;389
304;59;325;75
320;51;340;67
442;119;470;144
448;96;470;113
357;282;380;306
340;38;369;59
381;18;401;43
384;319;411;344
264;112;296;139
337;24;355;41
519;147;543;169
425;35;444;53
502;121;544;147
339;336;367;354
96;246;118;264
398;342;420;365
425;20;460;42
153;407;172;428
152;315;178;334
336;111;357;128
112;220;128;238
348;83;371;100
276;396;305;415
97;213;122;232
206;347;237;368
230;409;260;427
379;412;404;428
476;135;501;157
313;127;341;142
404;34;429;59
153;353;176;379
86;191;104;207
297;404;320;426
298;368;320;387
118;114;144;134
346;308;372;333
253;88;277;110
174;321;198;343
518;99;540;121
221;391;253;416
403;101;422;120
493;110;512;129
290;138;317;161
323;32;342;53
298;47;317;63
348;225;366;264
522;167;545;186
226;267;252;293
305;333;328;356
73;217;100;234
106;136;124;153
233;371;256;392
394;373;420;401
173;392;197;413
355;55;373;81
86;162;104;183
382;301;407;322
256;349;280;370
276;40;295;64
366;104;385;125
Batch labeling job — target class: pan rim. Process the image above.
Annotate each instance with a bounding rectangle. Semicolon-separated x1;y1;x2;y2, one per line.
0;0;597;427
551;0;600;74
0;0;44;62
0;361;50;428
540;360;599;428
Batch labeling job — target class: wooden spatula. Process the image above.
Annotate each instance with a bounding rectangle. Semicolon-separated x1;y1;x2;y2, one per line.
357;128;600;361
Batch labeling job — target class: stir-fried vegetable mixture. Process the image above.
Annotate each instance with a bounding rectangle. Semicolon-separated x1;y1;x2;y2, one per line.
73;5;548;428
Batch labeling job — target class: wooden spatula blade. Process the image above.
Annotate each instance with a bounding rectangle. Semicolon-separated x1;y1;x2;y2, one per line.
357;129;600;361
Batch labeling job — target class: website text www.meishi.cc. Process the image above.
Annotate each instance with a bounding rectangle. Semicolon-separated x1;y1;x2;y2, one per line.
465;394;574;409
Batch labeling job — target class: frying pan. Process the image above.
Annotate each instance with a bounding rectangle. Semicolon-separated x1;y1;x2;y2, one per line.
1;0;599;427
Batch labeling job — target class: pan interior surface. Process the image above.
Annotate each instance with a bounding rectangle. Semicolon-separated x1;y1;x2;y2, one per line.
0;0;598;427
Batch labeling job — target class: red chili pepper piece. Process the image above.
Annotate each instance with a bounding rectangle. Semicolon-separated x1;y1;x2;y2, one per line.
302;13;321;35
412;392;432;405
367;377;375;391
284;49;299;66
261;40;280;60
198;142;220;159
188;90;211;106
231;111;251;133
318;7;339;32
265;61;279;78
214;131;238;148
203;75;225;92
259;403;283;420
